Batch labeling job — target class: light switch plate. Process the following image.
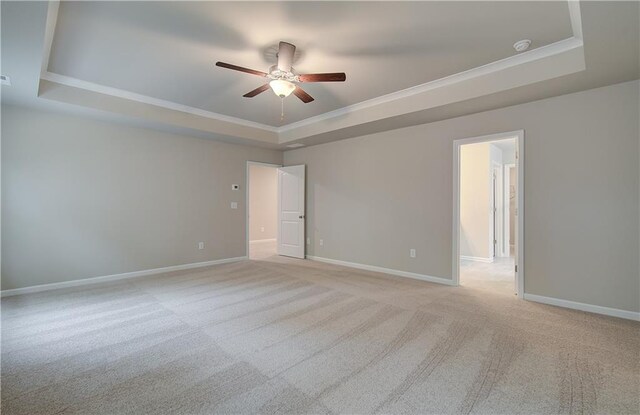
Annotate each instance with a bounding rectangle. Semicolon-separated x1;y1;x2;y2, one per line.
231;202;238;209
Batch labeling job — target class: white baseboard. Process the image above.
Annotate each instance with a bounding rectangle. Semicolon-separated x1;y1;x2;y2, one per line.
306;256;638;321
0;256;248;298
250;238;277;243
306;255;455;286
524;293;640;321
460;255;494;263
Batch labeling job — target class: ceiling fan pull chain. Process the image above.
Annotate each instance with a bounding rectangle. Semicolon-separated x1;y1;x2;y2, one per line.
281;98;285;121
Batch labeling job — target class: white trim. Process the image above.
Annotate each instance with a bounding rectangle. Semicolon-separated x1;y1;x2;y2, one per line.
250;238;277;243
460;256;494;263
246;161;281;258
41;36;583;140
41;72;280;133
491;160;503;258
516;132;525;299
453;130;525;298
503;163;516;257
524;294;640;322
278;37;583;134
39;1;584;143
307;256;455;287
0;257;247;298
567;0;583;40
40;1;60;76
38;2;279;134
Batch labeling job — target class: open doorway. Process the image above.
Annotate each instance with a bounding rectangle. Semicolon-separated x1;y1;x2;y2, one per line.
247;162;280;260
247;162;306;260
453;131;524;297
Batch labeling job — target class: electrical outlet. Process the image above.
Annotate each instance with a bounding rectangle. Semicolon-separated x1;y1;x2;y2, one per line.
261;226;265;232
306;237;311;245
198;242;205;250
410;249;416;258
319;239;324;246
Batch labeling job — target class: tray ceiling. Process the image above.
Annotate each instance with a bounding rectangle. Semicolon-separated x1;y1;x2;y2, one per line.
47;1;573;126
3;1;637;149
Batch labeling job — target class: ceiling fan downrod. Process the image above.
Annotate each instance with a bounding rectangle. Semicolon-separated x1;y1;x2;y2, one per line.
281;98;285;122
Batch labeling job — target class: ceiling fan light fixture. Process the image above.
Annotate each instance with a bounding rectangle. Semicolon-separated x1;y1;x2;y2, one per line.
270;79;295;98
216;41;345;105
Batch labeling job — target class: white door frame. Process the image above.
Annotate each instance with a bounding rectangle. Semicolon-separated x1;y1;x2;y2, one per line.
491;161;503;258
503;163;516;257
452;130;524;298
246;161;282;258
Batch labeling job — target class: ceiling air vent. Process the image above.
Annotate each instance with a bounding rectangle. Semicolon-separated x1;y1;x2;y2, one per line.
0;75;11;86
513;40;531;53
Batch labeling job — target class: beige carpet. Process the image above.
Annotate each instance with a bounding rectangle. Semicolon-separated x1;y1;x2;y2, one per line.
2;256;638;414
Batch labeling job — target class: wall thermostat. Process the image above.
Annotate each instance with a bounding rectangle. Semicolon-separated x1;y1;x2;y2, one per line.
231;184;240;190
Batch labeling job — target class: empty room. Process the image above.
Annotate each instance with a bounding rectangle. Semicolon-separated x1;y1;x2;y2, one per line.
1;1;638;414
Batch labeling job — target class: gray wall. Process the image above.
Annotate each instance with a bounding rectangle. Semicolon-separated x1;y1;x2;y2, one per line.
285;80;640;313
1;105;282;290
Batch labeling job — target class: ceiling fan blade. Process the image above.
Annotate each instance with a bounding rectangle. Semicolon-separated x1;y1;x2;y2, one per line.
293;86;314;103
277;41;296;72
243;83;270;98
215;61;267;77
298;73;346;82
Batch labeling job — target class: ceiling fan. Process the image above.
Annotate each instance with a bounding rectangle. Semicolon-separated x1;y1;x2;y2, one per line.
215;41;346;104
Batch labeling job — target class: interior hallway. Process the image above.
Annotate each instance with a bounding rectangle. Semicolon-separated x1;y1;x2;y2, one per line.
460;257;516;296
249;239;277;260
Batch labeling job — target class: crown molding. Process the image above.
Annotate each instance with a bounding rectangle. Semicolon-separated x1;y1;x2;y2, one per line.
276;36;584;135
40;71;280;133
40;0;59;76
38;0;584;145
568;0;583;40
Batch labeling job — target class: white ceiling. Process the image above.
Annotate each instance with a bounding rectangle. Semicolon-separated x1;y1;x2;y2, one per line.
47;1;572;126
491;138;516;154
1;1;638;149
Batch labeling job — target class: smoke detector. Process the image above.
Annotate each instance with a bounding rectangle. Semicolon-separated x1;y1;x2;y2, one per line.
513;39;531;53
0;75;11;86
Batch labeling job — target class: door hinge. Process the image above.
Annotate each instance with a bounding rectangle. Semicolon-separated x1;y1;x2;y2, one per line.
515;265;518;272
516;151;519;160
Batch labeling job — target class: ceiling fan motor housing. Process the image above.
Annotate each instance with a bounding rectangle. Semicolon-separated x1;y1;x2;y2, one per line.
268;65;299;82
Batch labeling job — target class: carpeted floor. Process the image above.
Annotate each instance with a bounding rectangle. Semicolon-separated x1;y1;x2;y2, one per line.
2;256;639;414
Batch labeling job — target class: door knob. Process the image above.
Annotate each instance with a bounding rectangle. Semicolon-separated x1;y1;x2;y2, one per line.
299;215;305;219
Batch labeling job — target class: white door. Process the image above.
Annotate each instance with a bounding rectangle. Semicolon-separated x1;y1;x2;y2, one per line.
277;165;305;258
